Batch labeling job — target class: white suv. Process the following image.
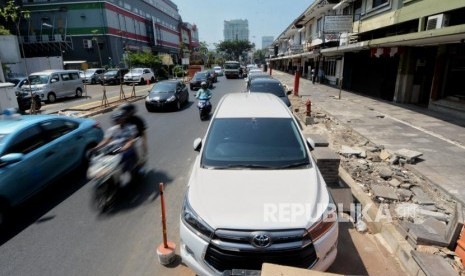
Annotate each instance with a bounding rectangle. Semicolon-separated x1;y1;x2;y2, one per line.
123;68;155;85
180;93;338;275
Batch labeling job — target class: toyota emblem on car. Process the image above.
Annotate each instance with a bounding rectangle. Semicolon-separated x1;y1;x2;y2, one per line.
251;233;272;248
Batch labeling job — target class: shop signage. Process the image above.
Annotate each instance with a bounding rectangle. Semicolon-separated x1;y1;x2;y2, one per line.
324;15;353;33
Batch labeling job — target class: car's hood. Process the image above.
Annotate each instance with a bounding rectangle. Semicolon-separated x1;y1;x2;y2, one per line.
147;92;174;100
84;72;95;77
21;84;46;91
187;159;329;230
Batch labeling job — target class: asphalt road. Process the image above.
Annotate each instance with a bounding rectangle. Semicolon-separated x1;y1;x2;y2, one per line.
0;76;403;276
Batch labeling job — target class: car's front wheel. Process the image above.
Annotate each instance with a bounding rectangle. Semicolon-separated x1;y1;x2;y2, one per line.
75;88;83;98
176;99;181;110
47;92;57;103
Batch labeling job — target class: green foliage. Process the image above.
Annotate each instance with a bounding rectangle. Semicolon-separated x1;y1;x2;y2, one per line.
173;65;185;77
253;49;267;64
215;40;255;60
0;25;10;35
127;51;162;70
0;0;30;35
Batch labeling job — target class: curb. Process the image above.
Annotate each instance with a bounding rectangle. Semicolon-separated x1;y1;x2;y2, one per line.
339;167;419;275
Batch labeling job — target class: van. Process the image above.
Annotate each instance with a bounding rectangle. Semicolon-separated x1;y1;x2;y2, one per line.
23;70;84;103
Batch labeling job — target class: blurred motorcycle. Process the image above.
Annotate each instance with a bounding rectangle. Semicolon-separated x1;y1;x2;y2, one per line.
16;91;41;113
87;142;143;212
197;98;212;121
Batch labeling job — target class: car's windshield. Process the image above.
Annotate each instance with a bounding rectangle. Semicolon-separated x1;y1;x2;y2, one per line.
0;133;6;143
214;67;221;70
249;82;285;97
84;69;97;75
104;70;118;76
150;82;176;93
130;68;143;74
194;73;206;79
201;118;309;168
224;63;240;69
28;75;49;85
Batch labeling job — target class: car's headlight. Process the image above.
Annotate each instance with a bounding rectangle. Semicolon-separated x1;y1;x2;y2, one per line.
307;196;337;243
181;195;214;241
145;95;150;101
167;95;176;102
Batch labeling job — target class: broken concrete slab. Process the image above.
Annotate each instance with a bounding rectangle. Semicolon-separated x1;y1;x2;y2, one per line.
412;251;458;276
371;185;399;201
397;188;413;200
389;178;401;188
339;145;363;157
395;203;449;222
379;150;391;161
378;167;393;179
395;149;423;164
411;187;435;205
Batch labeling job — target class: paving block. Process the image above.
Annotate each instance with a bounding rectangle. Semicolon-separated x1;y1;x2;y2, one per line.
411;251;457;276
305;133;329;147
444;202;464;250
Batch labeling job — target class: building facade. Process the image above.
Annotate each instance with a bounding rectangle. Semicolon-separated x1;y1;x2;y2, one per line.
12;0;197;70
269;0;465;120
224;19;249;41
261;36;274;49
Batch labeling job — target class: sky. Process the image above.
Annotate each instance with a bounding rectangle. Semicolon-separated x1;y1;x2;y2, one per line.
174;0;313;49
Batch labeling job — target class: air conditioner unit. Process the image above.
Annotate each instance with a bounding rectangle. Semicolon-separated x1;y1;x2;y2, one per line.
426;14;449;30
83;39;93;49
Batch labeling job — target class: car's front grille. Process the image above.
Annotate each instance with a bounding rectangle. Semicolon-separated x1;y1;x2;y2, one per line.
204;229;317;272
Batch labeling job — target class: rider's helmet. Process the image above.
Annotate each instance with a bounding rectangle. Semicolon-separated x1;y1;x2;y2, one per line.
201;81;207;89
111;109;126;124
119;102;136;116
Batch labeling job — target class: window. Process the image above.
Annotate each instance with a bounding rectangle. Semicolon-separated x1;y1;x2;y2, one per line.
373;0;388;8
61;73;70;81
5;125;46;154
41;119;78;141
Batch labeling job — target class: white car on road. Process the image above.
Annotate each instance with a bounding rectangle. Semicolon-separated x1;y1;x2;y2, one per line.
123;68;156;85
180;93;338;275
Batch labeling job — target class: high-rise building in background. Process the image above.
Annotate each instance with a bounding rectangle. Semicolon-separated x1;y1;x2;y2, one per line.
261;36;274;49
224;19;249;41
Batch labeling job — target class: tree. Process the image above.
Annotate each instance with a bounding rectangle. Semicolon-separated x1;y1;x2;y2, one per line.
0;1;35;113
215;40;255;61
126;51;162;70
253;49;267;65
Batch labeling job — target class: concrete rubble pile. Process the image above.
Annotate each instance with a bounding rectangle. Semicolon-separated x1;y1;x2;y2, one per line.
291;97;465;275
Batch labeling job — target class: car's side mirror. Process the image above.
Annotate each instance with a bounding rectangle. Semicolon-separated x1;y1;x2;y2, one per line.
51;78;58;83
0;153;24;168
287;90;292;95
193;138;202;152
306;138;315;151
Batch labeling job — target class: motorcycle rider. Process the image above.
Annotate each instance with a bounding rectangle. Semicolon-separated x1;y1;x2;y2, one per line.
119;102;147;168
91;109;138;186
195;81;212;100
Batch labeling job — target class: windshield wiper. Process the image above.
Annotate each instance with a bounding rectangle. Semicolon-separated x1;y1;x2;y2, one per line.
277;162;310;169
211;164;275;169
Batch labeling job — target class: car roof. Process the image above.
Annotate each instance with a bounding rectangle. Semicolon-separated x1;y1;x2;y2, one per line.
250;78;281;84
156;79;180;84
0;115;80;134
215;93;291;119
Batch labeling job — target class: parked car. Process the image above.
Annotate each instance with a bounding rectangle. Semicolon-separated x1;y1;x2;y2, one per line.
245;72;273;90
123;68;156;85
99;68;129;85
180;92;338;275
78;71;85;82
22;70;84;103
0;113;104;227
83;68;105;84
248;78;292;107
213;66;223;76
6;77;28;94
145;80;189;111
189;71;212;90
